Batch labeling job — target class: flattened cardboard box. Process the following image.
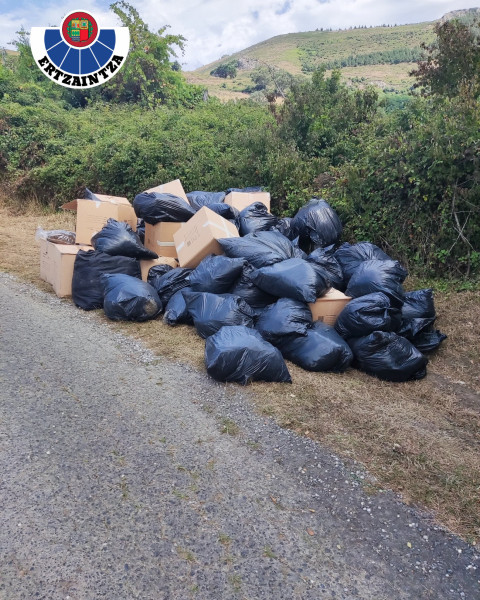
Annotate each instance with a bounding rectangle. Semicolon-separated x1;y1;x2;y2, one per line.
62;195;137;245
309;288;351;326
144;222;183;258
224;191;271;212
140;257;178;282
145;179;189;203
173;206;239;268
39;239;91;297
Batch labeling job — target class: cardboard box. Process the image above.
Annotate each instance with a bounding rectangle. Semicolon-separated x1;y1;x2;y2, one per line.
62;195;137;245
224;191;271;212
174;206;239;268
144;222;183;258
140;257;178;281
145;179;188;203
39;239;91;297
309;288;352;326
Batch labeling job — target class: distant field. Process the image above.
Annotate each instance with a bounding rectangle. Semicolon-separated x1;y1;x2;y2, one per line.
185;21;436;98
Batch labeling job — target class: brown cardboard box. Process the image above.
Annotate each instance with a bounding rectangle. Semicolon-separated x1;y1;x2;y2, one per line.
309;288;352;326
173;206;239;268
144;222;183;258
62;195;137;245
145;179;188;202
140;257;178;281
39;239;91;297
39;237;51;284
224;191;271;212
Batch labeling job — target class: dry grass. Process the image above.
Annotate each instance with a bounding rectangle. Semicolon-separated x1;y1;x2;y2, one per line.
2;199;479;544
338;62;418;90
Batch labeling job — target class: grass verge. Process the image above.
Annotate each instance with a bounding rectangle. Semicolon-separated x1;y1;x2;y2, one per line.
1;200;479;544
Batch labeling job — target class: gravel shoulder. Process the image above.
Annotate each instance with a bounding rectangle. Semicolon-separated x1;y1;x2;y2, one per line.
0;272;478;600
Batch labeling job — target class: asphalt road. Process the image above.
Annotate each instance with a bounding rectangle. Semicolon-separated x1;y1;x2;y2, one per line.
0;273;478;600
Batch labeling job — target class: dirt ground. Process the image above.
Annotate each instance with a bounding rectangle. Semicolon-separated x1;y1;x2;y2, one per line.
1;200;478;544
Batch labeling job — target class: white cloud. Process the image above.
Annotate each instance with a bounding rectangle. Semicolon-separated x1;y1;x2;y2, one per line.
1;0;479;69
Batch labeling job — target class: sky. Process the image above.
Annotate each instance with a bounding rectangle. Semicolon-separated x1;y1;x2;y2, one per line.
1;0;479;70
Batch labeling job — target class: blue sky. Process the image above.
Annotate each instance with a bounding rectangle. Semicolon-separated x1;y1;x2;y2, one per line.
1;0;479;70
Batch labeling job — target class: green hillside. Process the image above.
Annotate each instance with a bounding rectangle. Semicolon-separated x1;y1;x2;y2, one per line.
185;19;439;99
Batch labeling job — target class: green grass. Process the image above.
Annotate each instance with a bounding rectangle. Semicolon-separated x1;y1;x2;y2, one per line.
186;20;438;97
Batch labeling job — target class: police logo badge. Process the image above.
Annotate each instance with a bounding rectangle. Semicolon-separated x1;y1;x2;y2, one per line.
30;9;130;88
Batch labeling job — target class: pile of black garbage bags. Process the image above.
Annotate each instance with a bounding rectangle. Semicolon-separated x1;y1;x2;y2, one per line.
71;188;446;385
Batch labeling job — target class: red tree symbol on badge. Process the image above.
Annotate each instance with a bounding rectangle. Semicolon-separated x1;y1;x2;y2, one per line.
62;11;98;48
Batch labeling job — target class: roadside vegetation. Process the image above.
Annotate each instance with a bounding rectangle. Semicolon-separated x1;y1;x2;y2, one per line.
0;2;479;542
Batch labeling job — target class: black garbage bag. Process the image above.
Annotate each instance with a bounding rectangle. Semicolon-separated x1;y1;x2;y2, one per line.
183;292;256;339
91;219;158;260
230;263;277;309
410;330;447;353
291;237;308;260
163;286;193;326
307;246;345;291
189;255;246;294
271;217;294;239
252;258;330;303
146;263;174;281
335;292;402;339
148;267;192;306
278;321;353;372
398;317;436;340
101;274;162;322
397;316;447;353
401;289;436;320
207;203;240;228
84;187;98;200
136;219;145;244
219;231;297;268
238;202;278;236
345;259;407;308
72;250;141;311
226;186;263;193
348;331;428;382
187;191;226;210
291;198;342;249
334;242;391;283
205;325;292;385
256;298;312;345
133;192;196;224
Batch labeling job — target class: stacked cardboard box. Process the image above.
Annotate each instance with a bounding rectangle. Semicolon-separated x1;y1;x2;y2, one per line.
144;222;183;258
40;179;243;295
173;206;239;268
40;192;138;297
142;180;190;259
61;194;136;245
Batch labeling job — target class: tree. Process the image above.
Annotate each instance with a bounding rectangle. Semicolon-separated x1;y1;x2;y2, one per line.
210;60;238;79
279;67;378;165
100;1;203;106
410;19;480;97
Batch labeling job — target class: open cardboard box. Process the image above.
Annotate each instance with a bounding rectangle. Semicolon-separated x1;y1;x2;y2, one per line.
309;288;352;326
62;194;137;245
145;179;188;202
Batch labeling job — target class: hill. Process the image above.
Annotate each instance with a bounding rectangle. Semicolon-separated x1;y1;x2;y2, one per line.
185;11;479;100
